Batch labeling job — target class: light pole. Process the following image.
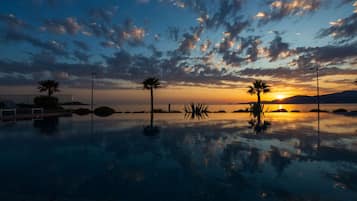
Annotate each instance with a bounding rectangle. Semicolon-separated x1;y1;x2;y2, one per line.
316;64;320;150
91;72;96;112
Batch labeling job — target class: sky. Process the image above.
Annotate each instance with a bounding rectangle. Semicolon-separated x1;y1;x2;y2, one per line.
0;0;356;104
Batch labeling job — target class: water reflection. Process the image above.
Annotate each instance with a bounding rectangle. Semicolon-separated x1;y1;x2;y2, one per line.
184;111;209;120
1;113;357;201
33;116;59;135
248;104;271;134
143;112;160;136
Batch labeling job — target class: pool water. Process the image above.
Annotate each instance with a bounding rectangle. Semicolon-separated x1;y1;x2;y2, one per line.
0;112;357;201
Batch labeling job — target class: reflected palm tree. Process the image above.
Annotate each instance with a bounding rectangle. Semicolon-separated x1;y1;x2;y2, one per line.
142;77;161;137
142;77;160;114
248;103;271;134
247;80;271;134
143;114;160;136
38;80;60;97
248;115;271;134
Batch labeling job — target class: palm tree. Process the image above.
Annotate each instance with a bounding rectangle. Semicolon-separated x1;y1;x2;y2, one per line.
247;80;270;112
143;77;160;114
38;80;60;97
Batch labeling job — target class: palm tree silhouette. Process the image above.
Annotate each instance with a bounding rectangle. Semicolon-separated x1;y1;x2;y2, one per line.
38;80;60;97
143;77;160;114
247;80;270;113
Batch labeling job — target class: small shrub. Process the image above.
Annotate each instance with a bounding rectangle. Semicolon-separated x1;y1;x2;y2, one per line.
333;108;348;113
73;108;91;115
310;109;328;113
233;108;249;113
94;106;115;117
272;108;288;112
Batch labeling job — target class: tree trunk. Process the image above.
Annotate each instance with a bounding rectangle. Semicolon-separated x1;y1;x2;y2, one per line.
150;87;154;114
257;92;261;113
150;111;154;128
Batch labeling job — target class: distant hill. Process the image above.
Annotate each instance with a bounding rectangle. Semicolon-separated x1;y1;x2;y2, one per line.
266;91;357;104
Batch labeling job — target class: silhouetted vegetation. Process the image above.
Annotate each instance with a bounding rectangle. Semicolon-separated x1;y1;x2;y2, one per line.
34;96;61;110
249;102;264;115
272;108;288;112
184;103;208;114
310;109;328;113
33;80;62;110
211;110;226;113
94;106;115;117
233;108;249;113
291;110;300;112
61;101;88;106
247;80;270;114
38;80;59;97
333;108;348;113
73;108;91;115
184;103;209;120
142;77;160;114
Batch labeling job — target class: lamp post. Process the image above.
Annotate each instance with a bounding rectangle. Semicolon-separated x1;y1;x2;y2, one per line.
91;72;96;112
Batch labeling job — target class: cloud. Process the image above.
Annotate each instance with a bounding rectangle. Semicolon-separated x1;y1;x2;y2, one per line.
73;50;90;63
204;0;245;29
224;20;250;40
5;31;68;56
89;6;118;23
257;0;322;24
219;35;262;66
239;66;357;82
84;19;146;48
200;40;211;52
0;13;31;30
267;32;291;61
168;26;180;41
317;13;357;41
292;41;357;67
41;17;81;35
73;40;90;51
177;26;203;55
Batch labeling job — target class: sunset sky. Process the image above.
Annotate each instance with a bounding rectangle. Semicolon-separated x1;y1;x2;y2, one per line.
0;0;357;104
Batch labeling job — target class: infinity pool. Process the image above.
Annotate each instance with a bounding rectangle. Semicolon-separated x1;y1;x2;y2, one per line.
0;113;357;201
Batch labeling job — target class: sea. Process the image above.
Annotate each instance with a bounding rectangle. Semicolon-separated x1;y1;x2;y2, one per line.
64;103;357;113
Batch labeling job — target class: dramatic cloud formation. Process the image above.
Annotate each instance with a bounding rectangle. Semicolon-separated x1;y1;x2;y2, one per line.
256;0;322;24
0;0;356;101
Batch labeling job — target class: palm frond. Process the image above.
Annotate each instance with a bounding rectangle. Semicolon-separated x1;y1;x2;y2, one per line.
142;77;161;89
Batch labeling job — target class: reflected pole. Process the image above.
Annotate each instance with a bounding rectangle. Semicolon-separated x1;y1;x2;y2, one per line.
316;65;320;150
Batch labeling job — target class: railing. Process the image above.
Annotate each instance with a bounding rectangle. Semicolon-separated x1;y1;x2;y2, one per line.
0;109;17;121
0;108;44;121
